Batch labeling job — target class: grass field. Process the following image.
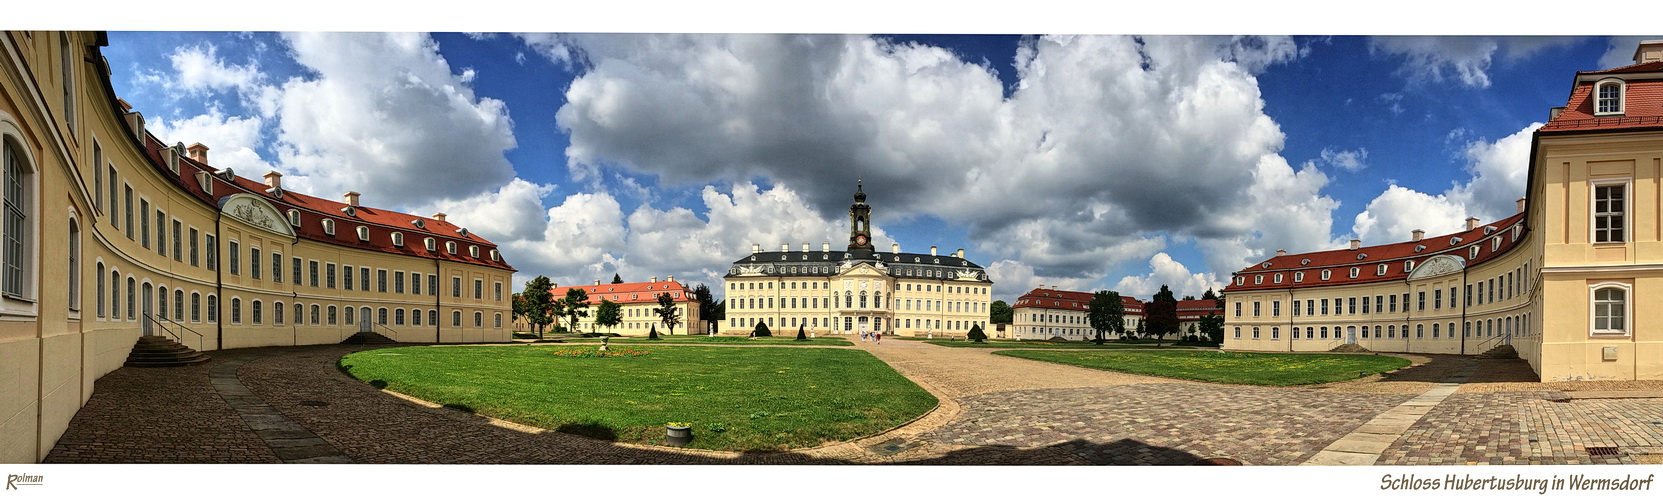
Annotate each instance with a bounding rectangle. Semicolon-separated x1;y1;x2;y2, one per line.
554;335;853;346
994;350;1412;386
340;345;933;451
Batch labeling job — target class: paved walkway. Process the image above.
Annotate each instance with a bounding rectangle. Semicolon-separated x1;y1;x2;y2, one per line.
1303;359;1479;465
41;339;1663;465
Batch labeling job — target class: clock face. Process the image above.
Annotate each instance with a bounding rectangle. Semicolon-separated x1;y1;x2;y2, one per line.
856;235;868;246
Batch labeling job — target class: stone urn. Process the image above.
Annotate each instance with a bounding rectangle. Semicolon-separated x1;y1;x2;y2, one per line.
665;424;692;446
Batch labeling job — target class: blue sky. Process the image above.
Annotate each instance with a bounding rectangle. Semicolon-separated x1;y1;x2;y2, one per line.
78;23;1657;304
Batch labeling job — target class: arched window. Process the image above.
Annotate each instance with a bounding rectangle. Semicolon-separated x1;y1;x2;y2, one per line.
378;307;389;325
474;311;483;327
207;294;218;322
412;308;422;326
344;306;355;326
294;303;303;325
68;218;79;311
395;308;406;326
311;304;320;325
2;137;36;303
126;277;135;320
251;299;262;324
230;297;242;323
95;261;105;317
1592;284;1629;333
859;291;868;309
274;301;285;324
191;292;201;322
452;310;462;327
1595;79;1625;115
157;286;168;320
174;289;183;320
328;305;338;325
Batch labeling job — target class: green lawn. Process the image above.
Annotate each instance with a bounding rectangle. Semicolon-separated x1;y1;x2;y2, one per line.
556;335;853;346
994;350;1412;386
340;345;933;451
925;340;1189;349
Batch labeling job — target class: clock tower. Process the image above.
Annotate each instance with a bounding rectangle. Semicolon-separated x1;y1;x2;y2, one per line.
848;180;874;254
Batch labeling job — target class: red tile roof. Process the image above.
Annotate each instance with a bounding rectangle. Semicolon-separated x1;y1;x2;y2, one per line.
1223;212;1527;293
549;281;698;305
1011;287;1145;315
1540;64;1663;133
142;134;513;271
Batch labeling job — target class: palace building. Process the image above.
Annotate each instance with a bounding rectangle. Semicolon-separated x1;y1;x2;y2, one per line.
1010;287;1143;340
722;183;993;336
1;31;514;462
541;277;706;335
1223;40;1663;382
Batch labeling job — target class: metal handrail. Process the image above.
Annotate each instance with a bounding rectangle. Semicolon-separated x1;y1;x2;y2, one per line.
367;321;404;340
1472;333;1507;355
144;313;206;350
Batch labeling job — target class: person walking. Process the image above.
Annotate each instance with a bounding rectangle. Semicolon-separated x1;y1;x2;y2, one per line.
874;330;881;344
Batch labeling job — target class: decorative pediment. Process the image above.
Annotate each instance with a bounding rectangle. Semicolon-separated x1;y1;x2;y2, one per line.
735;264;769;276
217;194;296;238
1406;254;1465;281
954;269;984;281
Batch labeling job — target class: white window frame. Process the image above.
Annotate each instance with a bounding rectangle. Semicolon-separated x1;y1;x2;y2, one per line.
1589;282;1631;336
0;117;40;316
1594;78;1625;116
1590;178;1629;244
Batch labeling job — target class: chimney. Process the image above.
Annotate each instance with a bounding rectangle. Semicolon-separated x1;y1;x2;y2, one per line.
667;275;674;283
752;243;760;254
1550;107;1565;120
344;191;361;207
594;279;601;286
1275;249;1287;257
431;212;447;222
930;246;937;256
1466;217;1480;231
1634;39;1663;64
822;242;830;252
1349;239;1360;250
650;276;657;283
956;248;964;259
186;143;209;164
1411;229;1425;242
781;243;789;252
892;243;899;254
263;170;282;189
1517;198;1526;213
802;242;809;252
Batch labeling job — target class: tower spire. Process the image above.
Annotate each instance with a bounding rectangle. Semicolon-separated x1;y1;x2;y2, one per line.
848;180;873;253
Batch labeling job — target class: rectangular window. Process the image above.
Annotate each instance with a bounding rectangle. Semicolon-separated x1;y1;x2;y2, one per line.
1466;284;1473;306
362;268;371;293
452;276;461;298
378;269;388;293
309;260;319;287
155;210;165;256
474;279;483;299
171;220;182;261
1388;294;1397;313
123;185;132;239
205;234;217;270
1362;296;1371;315
293;257;302;284
1320;299;1329;315
228;240;240;275
411;273;422;295
1432;289;1441;310
327;263;337;288
1593;183;1626;243
494;282;503;302
1252;301;1261;317
271;252;282;282
343;266;354;291
1401;293;1409;312
1271;301;1280;317
394;272;405;294
189;228;199;266
139;199;150;248
1449;287;1458;309
250;248;261;279
1305;300;1313;316
429;275;438;296
1348;297;1356;315
107;168;117;226
1489;278;1496;302
1417;291;1425;311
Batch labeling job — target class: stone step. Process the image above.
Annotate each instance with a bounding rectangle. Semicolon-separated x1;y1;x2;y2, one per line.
124;336;211;368
340;331;397;345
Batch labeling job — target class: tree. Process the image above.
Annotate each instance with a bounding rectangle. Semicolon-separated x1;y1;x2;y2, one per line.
967;323;987;343
989;300;1013;324
1187;323;1198;339
753;321;772;337
561;287;591;334
595;299;622;335
1203;288;1223;310
611;273;624;284
521;276;556;337
654;292;683;336
1199;313;1225;344
795;325;808;341
1087;290;1124;345
693;284;721;336
1146;285;1180;345
1135;320;1146;338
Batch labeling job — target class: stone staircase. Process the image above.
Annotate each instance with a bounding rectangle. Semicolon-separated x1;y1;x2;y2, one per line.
124;335;210;367
1478;344;1518;359
340;331;397;345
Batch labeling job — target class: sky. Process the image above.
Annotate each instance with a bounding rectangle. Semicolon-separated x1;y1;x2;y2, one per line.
58;8;1659;305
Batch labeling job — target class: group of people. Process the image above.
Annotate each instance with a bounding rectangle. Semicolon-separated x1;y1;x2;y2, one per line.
859;330;883;343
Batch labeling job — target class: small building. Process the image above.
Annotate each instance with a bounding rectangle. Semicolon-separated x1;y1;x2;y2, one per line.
1010;287;1143;340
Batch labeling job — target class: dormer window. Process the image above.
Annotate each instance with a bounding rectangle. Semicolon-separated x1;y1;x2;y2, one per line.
469;245;479;258
391;232;404;247
411;219;425;229
1300;259;1311;266
1348;267;1359;278
342;206;357;218
1320;270;1331;281
456;228;469;237
446;241;457;254
355;226;369;242
1471;247;1480;259
1293;272;1304;282
1254;275;1263;285
1414;245;1425;253
1377;263;1388;276
424;237;436;251
1404;260;1415;272
1595;78;1625;115
1449;237;1462;246
489;249;500;261
321;219;335;235
1273;273;1283;284
287;209;300;226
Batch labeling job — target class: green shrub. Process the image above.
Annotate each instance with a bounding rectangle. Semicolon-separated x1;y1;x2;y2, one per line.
754;321;772;337
967;324;987;343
